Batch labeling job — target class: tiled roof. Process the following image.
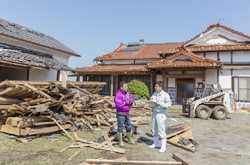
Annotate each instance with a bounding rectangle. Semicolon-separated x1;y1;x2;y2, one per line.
0;43;74;71
185;23;250;45
147;46;223;69
0;18;80;57
76;64;148;72
94;42;184;61
188;43;250;52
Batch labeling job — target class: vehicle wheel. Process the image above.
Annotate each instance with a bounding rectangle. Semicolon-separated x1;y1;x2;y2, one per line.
196;105;211;120
212;106;228;120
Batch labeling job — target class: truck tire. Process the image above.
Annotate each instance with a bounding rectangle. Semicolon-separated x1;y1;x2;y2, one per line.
196;105;211;120
212;106;228;120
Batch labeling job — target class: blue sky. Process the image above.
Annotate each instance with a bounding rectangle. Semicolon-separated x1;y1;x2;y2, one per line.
0;0;250;70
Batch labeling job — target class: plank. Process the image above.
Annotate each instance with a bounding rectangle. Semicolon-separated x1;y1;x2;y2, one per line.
76;138;125;154
173;153;195;165
25;124;71;136
51;118;74;140
102;131;114;154
60;142;77;152
24;83;57;102
80;118;93;130
86;159;182;165
0;125;24;136
0;96;22;104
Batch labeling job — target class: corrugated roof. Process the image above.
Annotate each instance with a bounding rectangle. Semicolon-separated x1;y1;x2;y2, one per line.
0;18;80;57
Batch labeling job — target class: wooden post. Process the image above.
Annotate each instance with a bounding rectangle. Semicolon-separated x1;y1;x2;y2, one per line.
26;68;30;81
110;75;113;97
166;78;168;93
56;70;60;81
162;70;166;91
83;75;87;81
115;75;118;93
150;73;153;95
202;69;205;91
77;75;80;82
62;71;67;88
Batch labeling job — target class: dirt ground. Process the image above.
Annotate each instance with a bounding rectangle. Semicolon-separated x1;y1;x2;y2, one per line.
0;111;250;165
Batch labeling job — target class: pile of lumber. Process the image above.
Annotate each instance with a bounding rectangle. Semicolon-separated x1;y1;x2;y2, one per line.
0;80;151;136
146;122;197;153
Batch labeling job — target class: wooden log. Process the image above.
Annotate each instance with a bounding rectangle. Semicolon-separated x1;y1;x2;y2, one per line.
173;153;195;165
86;159;182;165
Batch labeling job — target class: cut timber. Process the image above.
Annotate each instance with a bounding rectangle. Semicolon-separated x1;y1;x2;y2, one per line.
80;118;93;130
24;83;57;102
102;131;114;154
62;71;67;88
0;97;22;105
173;153;195;165
76;138;125;154
168;130;196;153
51;118;74;140
94;134;116;149
86;159;182;165
60;142;77;152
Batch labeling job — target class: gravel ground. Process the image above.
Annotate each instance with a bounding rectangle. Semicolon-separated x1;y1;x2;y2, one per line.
105;112;250;165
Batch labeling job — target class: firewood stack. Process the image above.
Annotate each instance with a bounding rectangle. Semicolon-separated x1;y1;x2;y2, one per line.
0;80;151;136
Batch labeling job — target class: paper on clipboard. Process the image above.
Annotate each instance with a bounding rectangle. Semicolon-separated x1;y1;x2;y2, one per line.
145;100;157;107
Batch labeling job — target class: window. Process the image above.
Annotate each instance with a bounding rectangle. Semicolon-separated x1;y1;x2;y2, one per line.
233;77;250;101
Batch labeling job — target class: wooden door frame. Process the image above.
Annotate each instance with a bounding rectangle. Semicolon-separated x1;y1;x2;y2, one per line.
175;79;195;104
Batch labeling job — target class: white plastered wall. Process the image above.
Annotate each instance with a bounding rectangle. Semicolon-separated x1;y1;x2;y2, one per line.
219;52;231;64
156;74;162;81
168;78;175;88
219;69;231;90
0;35;72;81
29;69;58;81
233;69;250;77
206;52;217;60
186;27;250;46
205;69;217;83
233;51;250;64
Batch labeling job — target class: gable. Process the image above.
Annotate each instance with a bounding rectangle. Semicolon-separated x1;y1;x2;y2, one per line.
170;54;195;62
185;26;250;47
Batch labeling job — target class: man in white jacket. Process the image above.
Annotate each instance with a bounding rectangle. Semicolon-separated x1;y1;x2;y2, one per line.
148;81;171;153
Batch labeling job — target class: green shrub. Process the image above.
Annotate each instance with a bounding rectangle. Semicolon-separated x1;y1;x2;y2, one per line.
127;79;150;99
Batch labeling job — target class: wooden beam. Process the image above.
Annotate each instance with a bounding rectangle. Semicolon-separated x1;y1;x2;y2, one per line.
62;71;67;88
166;78;168;92
165;67;203;72
202;70;205;82
173;153;195;165
56;70;60;81
164;74;203;79
86;159;182;165
217;69;219;83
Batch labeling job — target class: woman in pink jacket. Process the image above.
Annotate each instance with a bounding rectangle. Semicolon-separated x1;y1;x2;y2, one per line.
114;81;137;147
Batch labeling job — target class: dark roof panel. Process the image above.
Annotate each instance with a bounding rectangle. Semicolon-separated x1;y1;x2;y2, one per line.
0;19;80;57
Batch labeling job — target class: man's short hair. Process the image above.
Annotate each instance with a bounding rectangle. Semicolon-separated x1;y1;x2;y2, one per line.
119;81;127;88
156;81;164;89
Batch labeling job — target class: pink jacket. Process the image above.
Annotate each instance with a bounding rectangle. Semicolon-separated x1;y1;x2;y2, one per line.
114;89;134;114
